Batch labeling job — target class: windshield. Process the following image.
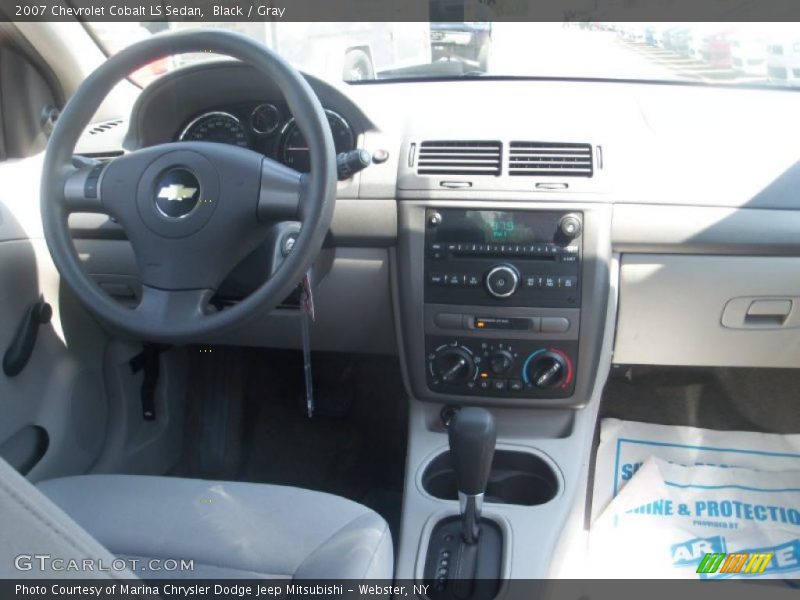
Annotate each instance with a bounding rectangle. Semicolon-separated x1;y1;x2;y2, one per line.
86;21;800;89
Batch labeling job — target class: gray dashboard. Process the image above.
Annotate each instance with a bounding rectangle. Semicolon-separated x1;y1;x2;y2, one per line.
67;64;800;381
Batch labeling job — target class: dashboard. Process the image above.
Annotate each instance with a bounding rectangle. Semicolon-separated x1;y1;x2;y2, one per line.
69;61;800;395
176;103;356;172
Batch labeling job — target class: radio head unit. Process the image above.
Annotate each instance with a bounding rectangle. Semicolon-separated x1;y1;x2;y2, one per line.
424;209;582;308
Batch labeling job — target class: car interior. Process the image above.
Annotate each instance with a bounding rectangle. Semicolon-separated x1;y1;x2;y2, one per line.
1;16;800;590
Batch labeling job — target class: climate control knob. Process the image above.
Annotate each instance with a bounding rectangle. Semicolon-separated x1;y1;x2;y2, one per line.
485;264;519;298
523;350;569;390
430;345;477;385
489;350;515;375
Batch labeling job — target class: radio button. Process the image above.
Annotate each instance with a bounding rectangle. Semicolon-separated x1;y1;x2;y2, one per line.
434;313;465;329
466;274;481;287
543;276;557;289
560;255;578;264
558;276;578;290
524;275;542;289
541;317;570;333
445;274;464;286
486;265;520;298
429;244;445;259
429;273;445;285
559;214;583;239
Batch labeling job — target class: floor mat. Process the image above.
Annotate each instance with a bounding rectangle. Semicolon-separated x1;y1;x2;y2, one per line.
601;366;800;433
175;348;408;540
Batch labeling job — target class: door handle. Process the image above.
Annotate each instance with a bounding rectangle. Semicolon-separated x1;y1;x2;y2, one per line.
3;296;52;377
722;296;798;329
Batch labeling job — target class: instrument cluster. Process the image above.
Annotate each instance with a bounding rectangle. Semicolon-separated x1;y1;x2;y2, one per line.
177;102;356;172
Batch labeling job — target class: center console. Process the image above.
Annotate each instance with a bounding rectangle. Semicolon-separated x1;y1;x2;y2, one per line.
396;202;607;408
423;208;582;400
395;199;613;587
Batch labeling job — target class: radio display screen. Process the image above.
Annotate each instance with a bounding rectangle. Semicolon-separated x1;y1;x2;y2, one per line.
439;210;538;244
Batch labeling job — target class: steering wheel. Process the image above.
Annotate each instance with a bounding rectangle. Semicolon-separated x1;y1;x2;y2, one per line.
41;30;336;342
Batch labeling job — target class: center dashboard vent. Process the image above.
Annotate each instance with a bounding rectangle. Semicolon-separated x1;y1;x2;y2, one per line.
416;141;502;176
508;142;593;177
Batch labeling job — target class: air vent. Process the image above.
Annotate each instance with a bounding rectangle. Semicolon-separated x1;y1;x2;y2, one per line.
416;141;502;176
88;119;123;135
509;142;593;177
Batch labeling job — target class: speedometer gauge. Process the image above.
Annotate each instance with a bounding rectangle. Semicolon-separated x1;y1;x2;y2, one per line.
278;110;355;173
179;111;249;148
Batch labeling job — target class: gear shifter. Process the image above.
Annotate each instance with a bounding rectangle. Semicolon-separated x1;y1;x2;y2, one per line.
448;407;496;544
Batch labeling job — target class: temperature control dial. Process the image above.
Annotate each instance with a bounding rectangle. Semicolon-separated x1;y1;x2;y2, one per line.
488;349;515;375
429;345;478;385
523;349;572;390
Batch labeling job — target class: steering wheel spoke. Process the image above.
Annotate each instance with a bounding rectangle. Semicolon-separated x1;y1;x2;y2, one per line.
135;285;215;325
258;158;307;222
62;163;108;213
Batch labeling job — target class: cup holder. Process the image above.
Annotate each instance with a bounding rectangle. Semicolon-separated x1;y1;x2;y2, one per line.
421;449;559;506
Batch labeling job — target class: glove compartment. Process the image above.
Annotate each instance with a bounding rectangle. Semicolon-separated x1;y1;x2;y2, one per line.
615;254;800;367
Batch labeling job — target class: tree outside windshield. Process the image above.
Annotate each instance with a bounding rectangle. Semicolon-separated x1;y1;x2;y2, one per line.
87;21;800;88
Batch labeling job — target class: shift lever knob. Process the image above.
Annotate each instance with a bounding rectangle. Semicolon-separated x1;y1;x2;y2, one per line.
448;407;496;543
449;407;496;495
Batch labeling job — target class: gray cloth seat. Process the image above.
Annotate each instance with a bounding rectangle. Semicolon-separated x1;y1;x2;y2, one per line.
38;475;393;579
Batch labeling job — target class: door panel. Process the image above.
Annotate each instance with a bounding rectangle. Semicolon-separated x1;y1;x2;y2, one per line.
0;156;109;482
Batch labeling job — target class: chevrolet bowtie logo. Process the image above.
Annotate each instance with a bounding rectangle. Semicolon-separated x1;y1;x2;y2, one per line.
157;184;197;202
